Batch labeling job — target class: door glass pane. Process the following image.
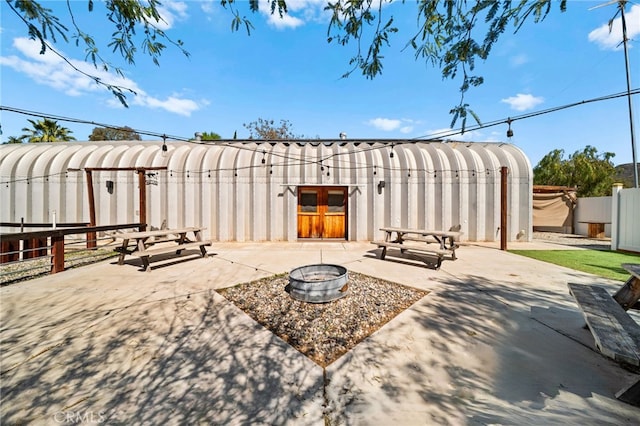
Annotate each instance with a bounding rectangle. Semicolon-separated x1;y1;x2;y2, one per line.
300;191;318;212
327;190;345;213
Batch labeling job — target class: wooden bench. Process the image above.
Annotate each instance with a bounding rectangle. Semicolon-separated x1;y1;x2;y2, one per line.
115;227;211;271
136;240;211;271
370;240;449;269
568;274;640;406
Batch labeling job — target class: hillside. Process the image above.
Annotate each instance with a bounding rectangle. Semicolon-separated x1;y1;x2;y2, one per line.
615;162;640;187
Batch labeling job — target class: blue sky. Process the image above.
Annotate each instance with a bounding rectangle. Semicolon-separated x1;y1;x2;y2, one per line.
1;0;639;167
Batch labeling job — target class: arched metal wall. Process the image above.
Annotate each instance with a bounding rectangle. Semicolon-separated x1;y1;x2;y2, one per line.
0;140;532;242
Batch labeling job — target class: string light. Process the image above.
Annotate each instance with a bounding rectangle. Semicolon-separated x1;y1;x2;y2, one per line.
2;87;638;163
506;119;513;138
0;166;503;186
1;102;521;185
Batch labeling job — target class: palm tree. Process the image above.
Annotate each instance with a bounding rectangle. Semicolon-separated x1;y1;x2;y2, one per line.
4;136;23;144
20;118;76;142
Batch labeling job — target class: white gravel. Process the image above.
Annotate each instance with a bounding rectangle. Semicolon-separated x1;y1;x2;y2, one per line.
217;272;428;366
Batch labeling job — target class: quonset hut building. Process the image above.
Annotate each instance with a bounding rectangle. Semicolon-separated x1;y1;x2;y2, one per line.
0;140;532;242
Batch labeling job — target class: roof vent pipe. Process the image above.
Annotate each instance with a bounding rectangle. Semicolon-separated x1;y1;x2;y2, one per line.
194;132;202;142
339;132;347;140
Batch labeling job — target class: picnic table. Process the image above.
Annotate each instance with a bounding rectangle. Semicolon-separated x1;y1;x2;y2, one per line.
568;263;640;406
115;227;211;272
371;227;462;269
614;263;640;310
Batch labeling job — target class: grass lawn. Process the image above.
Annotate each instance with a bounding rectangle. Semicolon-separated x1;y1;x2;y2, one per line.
509;249;640;282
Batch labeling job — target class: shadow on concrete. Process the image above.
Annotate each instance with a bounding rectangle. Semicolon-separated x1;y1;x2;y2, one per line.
112;248;216;272
323;270;640;424
2;252;640;424
0;287;324;424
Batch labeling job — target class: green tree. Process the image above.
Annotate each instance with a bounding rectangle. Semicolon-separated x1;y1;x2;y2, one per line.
3;136;23;144
5;0;570;126
533;146;616;197
243;118;303;140
200;132;222;140
88;126;141;141
20;118;76;142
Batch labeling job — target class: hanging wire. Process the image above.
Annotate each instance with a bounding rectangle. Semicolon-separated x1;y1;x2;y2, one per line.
3;87;639;175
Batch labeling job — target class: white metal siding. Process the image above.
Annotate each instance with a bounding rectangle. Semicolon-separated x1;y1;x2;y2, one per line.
1;140;532;242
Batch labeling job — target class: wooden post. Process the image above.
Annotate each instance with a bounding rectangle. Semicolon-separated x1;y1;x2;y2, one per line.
500;166;508;251
51;235;65;273
85;170;97;249
138;170;147;231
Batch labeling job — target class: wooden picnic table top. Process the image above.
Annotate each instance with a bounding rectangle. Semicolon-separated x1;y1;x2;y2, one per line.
117;227;204;240
380;227;462;238
623;263;640;280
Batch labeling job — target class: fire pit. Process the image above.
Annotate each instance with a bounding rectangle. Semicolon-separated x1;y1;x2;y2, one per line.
288;264;348;303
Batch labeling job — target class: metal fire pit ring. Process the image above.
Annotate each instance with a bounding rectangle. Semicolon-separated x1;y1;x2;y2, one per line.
288;264;349;303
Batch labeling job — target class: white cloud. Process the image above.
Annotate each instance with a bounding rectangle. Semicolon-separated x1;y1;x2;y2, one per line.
367;117;420;133
134;95;204;116
258;0;331;29
510;53;529;67
367;118;402;131
265;13;305;30
0;37;204;116
200;0;215;14
500;93;544;111
153;1;189;30
588;4;640;50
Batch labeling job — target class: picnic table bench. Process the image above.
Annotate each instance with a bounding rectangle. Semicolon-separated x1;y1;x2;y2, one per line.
371;227;462;269
115;227;211;272
568;263;640;406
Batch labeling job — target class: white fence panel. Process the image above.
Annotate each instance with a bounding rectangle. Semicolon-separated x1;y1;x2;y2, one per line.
574;196;611;237
612;185;640;253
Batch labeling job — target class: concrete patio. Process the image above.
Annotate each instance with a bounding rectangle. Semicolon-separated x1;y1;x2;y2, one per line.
1;241;639;425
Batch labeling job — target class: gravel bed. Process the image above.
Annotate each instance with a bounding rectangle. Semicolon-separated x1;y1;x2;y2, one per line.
217;272;428;367
0;249;118;285
532;231;611;250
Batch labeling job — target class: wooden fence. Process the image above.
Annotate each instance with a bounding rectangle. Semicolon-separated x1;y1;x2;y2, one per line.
0;223;143;273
